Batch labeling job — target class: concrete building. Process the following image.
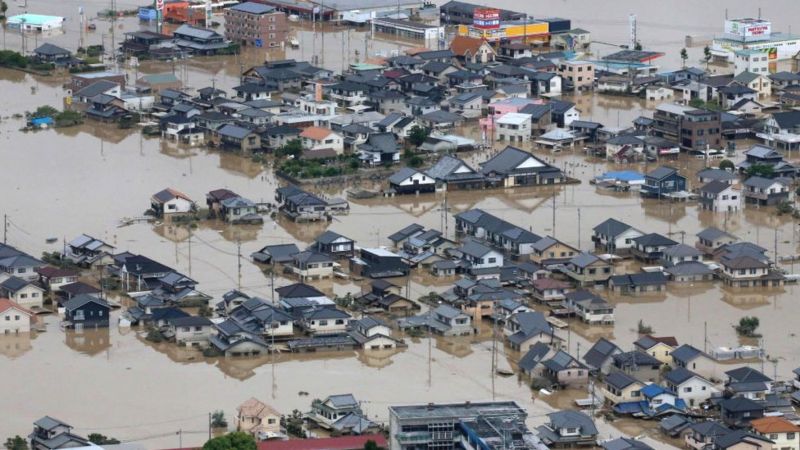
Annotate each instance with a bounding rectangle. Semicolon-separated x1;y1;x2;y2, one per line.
558;60;595;91
734;49;769;75
224;2;288;48
496;112;532;143
388;401;528;450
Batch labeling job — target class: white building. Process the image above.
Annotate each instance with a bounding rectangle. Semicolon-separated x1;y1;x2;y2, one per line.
7;14;65;32
496;113;532;143
299;127;345;155
734;49;770;75
711;18;800;63
0;299;34;334
699;181;741;213
663;367;719;408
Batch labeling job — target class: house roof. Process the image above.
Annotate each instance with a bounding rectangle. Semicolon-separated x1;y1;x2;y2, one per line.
229;1;276;14
663;367;703;386
715;430;773;449
388;224;425;242
725;367;772;383
635;335;679;350
722;255;768;270
670;344;706;363
583;337;621;369
593;218;636;238
480;145;551;176
238;397;280;419
517;342;551;372
697;227;737;242
548;410;597;435
646;166;680;180
152;188;192;203
34;416;71;431
602;438;655;450
449;35;491;57
217;124;254;140
632;233;678;247
275;282;325;299
315;230;351;245
605;371;641;390
63;294;109;311
300;126;335;141
700;180;733;195
613;350;662;368
388;167;424;185
771;110;800;129
0;298;34;316
750;417;800;434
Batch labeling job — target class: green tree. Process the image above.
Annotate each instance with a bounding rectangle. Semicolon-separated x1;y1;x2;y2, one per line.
4;436;28;450
202;432;256;450
32;105;59;118
735;316;760;337
746;163;774;178
688;98;705;109
276;139;303;159
718;159;735;171
703;45;712;69
680;48;688;68
408;125;429;147
637;319;653;334
88;434;120;445
777;200;794;215
210;410;228;428
364;440;381;450
633;41;642;51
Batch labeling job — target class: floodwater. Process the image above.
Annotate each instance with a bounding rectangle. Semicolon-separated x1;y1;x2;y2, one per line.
2;0;800;448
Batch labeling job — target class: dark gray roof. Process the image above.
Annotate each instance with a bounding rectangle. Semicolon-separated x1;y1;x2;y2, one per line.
715;430;772;449
697;227;736;242
421;110;464;124
613;350;662;367
699;180;731;195
605;371;641;390
663;367;702;385
34;416;70;431
593;218;634;238
744;176;787;189
666;262;713;276
480;145;551;176
64;294;109;311
518;342;551;372
34;43;71;56
633;233;678;247
315;230;350;245
725;367;772;383
169;315;213;327
74;80;118;98
602;438;655;450
583;338;620;369
0;276;32;293
647;165;679;180
217;124;254;139
275;282;325;299
548;410;597;435
720;397;764;413
389;167;424;185
670;344;706;364
229;1;276;14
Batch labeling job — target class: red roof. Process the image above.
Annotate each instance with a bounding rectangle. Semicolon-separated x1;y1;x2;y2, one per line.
0;298;35;317
258;435;388;450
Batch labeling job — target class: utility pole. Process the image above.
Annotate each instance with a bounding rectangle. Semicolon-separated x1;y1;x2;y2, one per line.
187;228;192;276
577;208;581;250
3;214;7;244
208;413;212;441
110;0;117;68
237;239;242;290
551;187;556;238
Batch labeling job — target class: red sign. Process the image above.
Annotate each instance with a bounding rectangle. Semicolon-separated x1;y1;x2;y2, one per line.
473;8;500;29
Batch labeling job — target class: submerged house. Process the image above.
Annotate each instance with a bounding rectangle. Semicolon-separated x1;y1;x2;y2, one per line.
479;146;566;187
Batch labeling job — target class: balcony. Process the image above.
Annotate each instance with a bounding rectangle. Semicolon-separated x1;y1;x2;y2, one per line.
396;432;432;443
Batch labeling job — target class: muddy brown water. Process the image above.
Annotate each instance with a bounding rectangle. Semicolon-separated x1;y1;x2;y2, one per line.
2;0;800;447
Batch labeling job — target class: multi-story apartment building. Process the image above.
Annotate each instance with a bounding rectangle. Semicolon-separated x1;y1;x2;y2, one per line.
652;104;721;151
224;2;288;48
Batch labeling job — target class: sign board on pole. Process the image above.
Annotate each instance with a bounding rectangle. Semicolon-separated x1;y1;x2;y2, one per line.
156;0;164;11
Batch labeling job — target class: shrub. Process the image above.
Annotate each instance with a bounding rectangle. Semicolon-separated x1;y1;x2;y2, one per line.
735;316;760;337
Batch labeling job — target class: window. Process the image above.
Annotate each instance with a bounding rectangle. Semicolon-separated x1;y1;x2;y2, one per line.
318;320;328;326
787;433;796;440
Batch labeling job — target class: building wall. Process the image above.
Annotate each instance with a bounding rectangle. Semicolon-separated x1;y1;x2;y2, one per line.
0;308;31;334
10;285;44;309
174;325;212;347
225;10;289;48
673;378;717;407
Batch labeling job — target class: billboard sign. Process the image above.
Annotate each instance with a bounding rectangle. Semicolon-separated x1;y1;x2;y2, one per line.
724;19;771;39
473;8;500;29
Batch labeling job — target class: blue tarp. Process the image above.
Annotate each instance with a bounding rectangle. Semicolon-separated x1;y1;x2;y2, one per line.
596;170;644;182
138;7;157;21
30;117;54;126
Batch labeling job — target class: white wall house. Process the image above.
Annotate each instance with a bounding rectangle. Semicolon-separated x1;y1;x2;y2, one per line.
734;49;769;76
299;127;345;155
496;113;532;143
664;370;719;407
0;300;33;334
